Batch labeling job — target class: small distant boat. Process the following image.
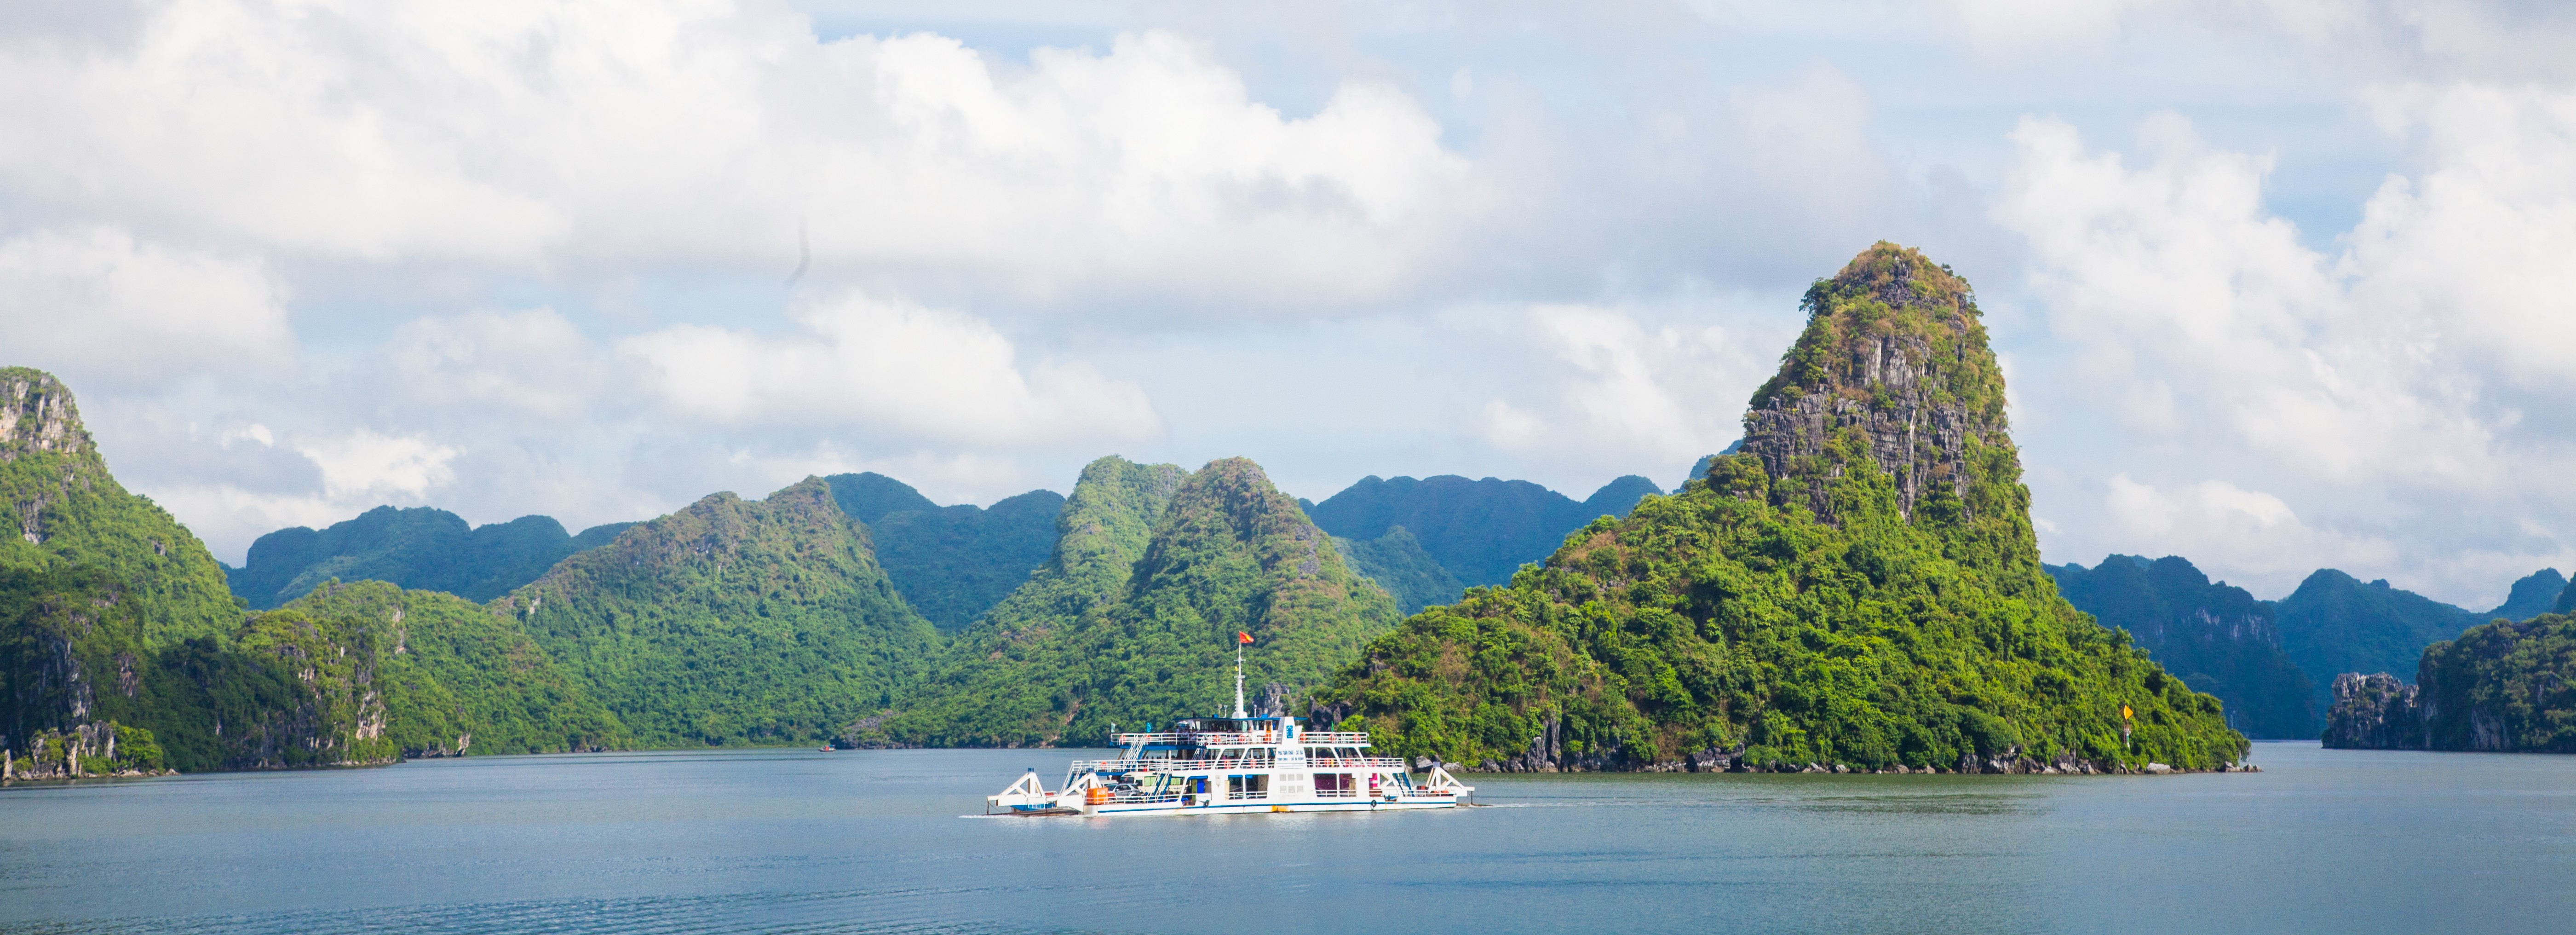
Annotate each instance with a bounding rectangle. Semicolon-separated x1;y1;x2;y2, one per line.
985;645;1472;816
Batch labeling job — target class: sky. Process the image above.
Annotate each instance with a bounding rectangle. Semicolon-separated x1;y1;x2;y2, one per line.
3;0;2573;608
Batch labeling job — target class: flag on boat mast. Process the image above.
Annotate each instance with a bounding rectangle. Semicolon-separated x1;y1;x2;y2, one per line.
1231;632;1252;717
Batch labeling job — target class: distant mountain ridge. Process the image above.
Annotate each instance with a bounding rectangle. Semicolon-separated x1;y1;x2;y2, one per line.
2047;556;2315;738
1333;526;1462;614
2274;569;2485;715
1307;473;1662;588
2052;558;2561;736
822;473;1064;631
2490;569;2566;622
226;507;636;608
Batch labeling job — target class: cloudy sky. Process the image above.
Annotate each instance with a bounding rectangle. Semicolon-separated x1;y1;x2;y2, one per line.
5;0;2572;607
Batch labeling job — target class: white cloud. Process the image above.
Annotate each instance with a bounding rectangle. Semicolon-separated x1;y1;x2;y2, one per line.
142;483;379;560
618;289;1161;445
1994;113;2502;486
1478;399;1542;450
293;429;461;500
2102;473;2396;580
1948;0;2576;81
217;423;275;448
2345;82;2576;391
1470;303;1758;475
386;308;611;420
0;6;1474;311
2002;96;2576;604
1528;305;1709;459
0;226;291;387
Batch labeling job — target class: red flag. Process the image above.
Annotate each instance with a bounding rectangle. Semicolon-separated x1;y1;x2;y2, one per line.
1237;631;1254;645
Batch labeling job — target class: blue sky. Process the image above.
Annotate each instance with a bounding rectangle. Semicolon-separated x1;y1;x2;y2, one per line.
4;0;2572;607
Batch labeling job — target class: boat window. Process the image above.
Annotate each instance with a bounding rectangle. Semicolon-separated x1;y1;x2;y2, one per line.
1225;774;1270;800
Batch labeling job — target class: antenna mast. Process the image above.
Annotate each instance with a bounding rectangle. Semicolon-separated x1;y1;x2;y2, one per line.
1232;644;1247;718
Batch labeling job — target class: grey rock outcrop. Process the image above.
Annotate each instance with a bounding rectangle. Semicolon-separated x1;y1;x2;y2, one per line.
2322;672;2426;750
1735;245;2008;525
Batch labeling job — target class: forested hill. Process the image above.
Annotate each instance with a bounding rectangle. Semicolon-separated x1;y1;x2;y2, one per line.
226;506;636;608
1307;473;1662;588
1311;243;2248;774
4;368;620;779
507;478;937;747
823;472;1065;631
0;368;239;644
870;456;1399;748
2047;556;2314;739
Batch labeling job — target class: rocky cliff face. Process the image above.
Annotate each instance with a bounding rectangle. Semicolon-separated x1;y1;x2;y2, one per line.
2325;613;2576;753
0;372;89;467
2322;672;2425;750
1740;243;2009;525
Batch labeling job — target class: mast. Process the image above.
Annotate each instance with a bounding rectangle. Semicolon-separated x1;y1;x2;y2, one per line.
1231;645;1247;718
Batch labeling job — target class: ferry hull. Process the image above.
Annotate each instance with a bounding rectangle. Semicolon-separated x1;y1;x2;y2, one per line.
1092;799;1462;816
983;711;1474;818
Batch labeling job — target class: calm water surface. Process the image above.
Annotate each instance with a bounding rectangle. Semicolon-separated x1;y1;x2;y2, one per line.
3;741;2571;934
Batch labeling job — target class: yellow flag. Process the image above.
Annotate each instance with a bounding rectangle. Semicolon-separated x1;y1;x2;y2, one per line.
2122;705;2133;720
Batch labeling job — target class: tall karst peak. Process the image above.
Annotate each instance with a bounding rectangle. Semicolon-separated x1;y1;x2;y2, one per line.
1737;242;2009;526
0;367;97;463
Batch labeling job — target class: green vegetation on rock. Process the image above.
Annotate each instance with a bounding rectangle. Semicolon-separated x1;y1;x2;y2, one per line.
2323;613;2576;752
2;368;638;777
227;506;637;608
0;368;240;644
874;456;1400;747
510;477;937;747
284;581;627;756
1309;244;2248;773
2048;555;2314;739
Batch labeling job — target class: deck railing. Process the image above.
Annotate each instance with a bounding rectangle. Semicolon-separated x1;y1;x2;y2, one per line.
1304;756;1407;769
1110;730;1376;748
1074;756;1409;774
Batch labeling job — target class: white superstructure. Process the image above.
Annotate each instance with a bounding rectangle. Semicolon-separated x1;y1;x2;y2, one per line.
985;647;1473;816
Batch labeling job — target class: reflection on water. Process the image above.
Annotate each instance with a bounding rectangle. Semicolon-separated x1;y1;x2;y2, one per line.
3;743;2574;934
1786;791;2046;815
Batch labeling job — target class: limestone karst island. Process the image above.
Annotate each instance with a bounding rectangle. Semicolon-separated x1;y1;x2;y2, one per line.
12;246;2293;782
5;5;2573;928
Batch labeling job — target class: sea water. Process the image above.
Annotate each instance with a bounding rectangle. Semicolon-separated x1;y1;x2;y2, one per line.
3;741;2572;934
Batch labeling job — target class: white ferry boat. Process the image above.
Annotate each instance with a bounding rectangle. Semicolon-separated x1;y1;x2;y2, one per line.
986;649;1473;816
